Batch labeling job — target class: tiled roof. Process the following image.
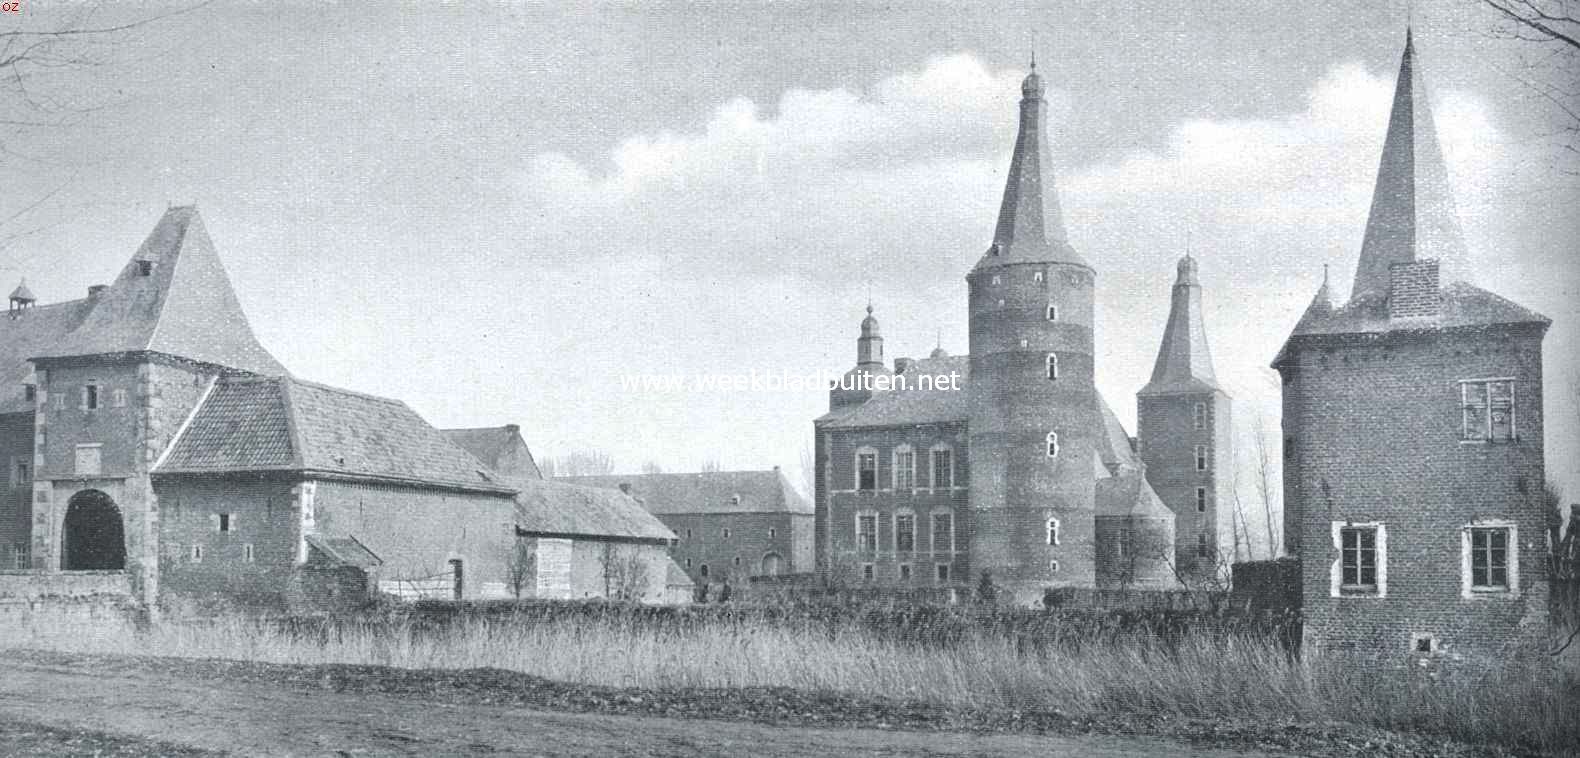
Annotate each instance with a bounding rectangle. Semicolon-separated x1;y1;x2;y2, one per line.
817;355;972;428
1096;472;1175;520
444;426;543;480
563;469;812;515
0;298;93;413
975;65;1086;270
305;534;383;569
514;479;677;542
34;207;285;376
1096;395;1142;474
1139;256;1221;396
156;375;513;494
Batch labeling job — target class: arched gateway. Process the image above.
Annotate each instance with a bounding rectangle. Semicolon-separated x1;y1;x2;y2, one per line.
62;490;126;570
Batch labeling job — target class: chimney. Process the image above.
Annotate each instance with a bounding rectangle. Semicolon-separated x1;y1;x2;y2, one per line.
894;357;913;374
88;284;108;299
1387;259;1441;320
503;423;520;435
618;482;631;495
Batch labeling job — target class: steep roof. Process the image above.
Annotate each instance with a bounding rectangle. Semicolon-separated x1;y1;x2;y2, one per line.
514;479;677;542
1096;472;1175;520
975;61;1086;270
1096;395;1142;474
817;354;972;428
1351;30;1467;303
1139;256;1220;396
305;534;383;569
0;298;93;413
155;375;513;494
563;469;812;515
34;207;285;375
444;425;543;480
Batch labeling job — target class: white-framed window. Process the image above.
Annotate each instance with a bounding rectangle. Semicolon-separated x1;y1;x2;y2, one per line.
930;445;953;489
1461;522;1518;597
894;511;916;553
1460;378;1515;441
11;542;29;569
1046;516;1060;546
991;275;1001;286
898;563;912;581
935;563;951;582
74;444;102;477
1194;445;1208;471
856;511;878;552
931;511;954;554
112;388;128;408
80;384;100;411
1033;270;1044;283
1195;487;1207;513
1193;402;1207;430
243;543;255;563
190;545;204;563
1046;304;1058;321
1046;431;1060;458
1049;559;1059;573
1046;353;1059;380
856;447;878;492
893;446;915;490
862;563;875;581
1330;522;1386;597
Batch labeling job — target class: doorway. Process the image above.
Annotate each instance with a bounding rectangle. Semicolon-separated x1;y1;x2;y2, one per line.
62;490;125;570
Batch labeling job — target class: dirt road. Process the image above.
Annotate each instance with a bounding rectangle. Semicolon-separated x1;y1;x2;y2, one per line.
0;653;1285;757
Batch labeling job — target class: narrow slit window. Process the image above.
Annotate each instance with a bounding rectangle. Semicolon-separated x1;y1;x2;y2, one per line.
1046;353;1058;380
1046;432;1060;458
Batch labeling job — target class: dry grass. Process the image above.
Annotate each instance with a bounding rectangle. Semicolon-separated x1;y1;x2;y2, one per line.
3;613;1575;754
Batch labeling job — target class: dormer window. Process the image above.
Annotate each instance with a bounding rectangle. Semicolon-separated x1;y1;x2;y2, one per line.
137;260;153;276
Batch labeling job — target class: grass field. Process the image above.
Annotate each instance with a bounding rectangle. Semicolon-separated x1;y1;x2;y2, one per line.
4;609;1576;755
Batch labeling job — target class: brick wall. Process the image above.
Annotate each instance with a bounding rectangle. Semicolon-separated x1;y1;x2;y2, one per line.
155;476;300;609
0;412;33;567
1095;514;1176;589
1139;389;1233;580
658;511;807;584
1387;259;1442;320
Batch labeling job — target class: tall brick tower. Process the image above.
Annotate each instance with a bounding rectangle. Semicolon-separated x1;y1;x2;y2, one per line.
1138;255;1232;583
966;58;1100;601
1275;31;1550;662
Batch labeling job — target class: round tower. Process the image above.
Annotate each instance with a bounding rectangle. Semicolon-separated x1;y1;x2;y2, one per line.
966;59;1101;601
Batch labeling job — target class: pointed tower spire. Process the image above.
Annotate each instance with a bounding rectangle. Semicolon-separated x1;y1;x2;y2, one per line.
1350;28;1467;303
857;302;883;369
976;56;1084;269
1139;254;1219;395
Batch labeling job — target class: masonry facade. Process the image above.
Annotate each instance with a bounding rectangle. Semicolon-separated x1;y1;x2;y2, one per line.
1275;32;1551;662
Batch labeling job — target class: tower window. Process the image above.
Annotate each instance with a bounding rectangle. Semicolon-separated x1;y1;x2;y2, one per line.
1033;271;1044;283
1046;305;1058;321
1046;353;1058;380
1194;445;1208;471
931;512;954;553
243;543;255;563
23;385;35;402
217;513;234;533
935;563;951;582
1046;431;1060;458
1340;526;1378;591
700;564;710;578
899;563;912;580
190;545;204;563
862;563;875;581
11;458;30;488
1117;528;1132;559
112;388;128;408
769;528;776;540
137;260;153;276
723;528;731;539
1197;533;1210;558
1195;487;1207;513
1468;527;1511;590
1193;402;1207;430
991;275;1001;286
1046;516;1060;546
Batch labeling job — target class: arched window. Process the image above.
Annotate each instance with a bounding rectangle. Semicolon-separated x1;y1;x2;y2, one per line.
1193;402;1207;430
1046;432;1060;458
1033;270;1044;283
892;445;915;490
1046;304;1058;321
1046;516;1060;546
1046;353;1058;380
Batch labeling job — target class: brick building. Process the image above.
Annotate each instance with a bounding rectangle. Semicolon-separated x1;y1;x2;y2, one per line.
814;62;1227;602
1274;32;1551;662
514;479;689;604
565;469;813;585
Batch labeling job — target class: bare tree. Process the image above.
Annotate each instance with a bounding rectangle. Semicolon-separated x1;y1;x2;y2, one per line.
798;442;816;503
641;460;664;474
600;543;651;602
544;449;615;477
1252;414;1282;557
1477;0;1580;170
506;539;536;599
698;458;722;473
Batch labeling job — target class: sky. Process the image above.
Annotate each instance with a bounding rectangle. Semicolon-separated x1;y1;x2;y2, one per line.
5;1;1578;523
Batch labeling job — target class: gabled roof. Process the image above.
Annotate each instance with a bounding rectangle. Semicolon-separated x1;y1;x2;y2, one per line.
976;62;1086;270
1139;256;1220;396
444;425;543;480
305;534;383;569
514;479;677;542
817;354;972;428
1351;30;1467;303
1096;472;1175;520
33;207;285;376
155;375;513;494
562;469;812;515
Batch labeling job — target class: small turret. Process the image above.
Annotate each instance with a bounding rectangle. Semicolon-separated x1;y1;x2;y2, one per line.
8;280;36;317
830;303;894;411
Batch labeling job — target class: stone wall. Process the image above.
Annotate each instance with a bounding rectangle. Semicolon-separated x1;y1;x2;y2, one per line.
658;511;808;584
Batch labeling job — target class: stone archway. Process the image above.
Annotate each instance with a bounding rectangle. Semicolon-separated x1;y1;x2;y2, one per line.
760;552;784;577
62;490;126;570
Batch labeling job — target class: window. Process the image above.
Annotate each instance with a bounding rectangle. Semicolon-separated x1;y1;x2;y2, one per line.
899;563;912;581
12;542;29;570
1117;528;1132;559
10;458;29;488
74;444;101;477
991;275;1001;286
685;529;692;541
769;528;776;540
893;447;915;490
856;512;877;551
862;563;875;581
685;558;692;568
81;384;100;411
1197;533;1210;558
1461;379;1515;441
1339;526;1379;593
190;545;204;563
1468;526;1511;591
935;563;951;582
1046;304;1058;321
1019;339;1028;349
242;543;255;563
137;260;153;276
931;512;953;554
1046;353;1059;380
700;564;710;578
895;512;915;553
1050;559;1060;573
23;385;35;403
931;447;953;489
112;388;128;408
217;513;234;533
856;450;877;491
1195;487;1207;513
1412;634;1437;655
1046;516;1060;546
723;528;731;539
1284;438;1294;460
1046;431;1060;458
1193;402;1207;430
1033;271;1044;283
1194;445;1208;471
997;298;1005;307
733;556;740;567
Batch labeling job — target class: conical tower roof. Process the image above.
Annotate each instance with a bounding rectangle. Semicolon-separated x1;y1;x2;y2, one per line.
975;58;1086;270
1139;255;1219;395
9;280;35;303
1350;29;1467;303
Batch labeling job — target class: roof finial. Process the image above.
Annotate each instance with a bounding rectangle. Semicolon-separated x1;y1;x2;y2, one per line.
1030;49;1036;72
1323;263;1330;286
866;281;873;315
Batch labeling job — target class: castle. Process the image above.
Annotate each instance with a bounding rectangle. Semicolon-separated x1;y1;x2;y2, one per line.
814;61;1232;602
1275;31;1552;661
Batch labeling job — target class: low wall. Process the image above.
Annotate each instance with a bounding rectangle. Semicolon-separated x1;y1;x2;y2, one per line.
0;570;140;635
0;570;133;600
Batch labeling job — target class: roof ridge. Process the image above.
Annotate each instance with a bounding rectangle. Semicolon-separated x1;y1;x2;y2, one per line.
285;375;407;406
